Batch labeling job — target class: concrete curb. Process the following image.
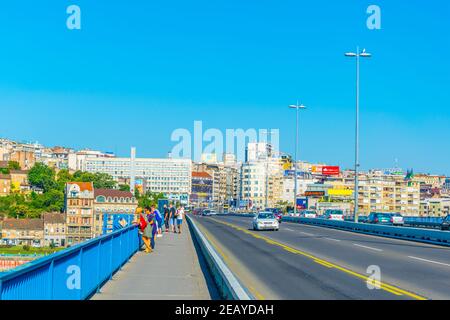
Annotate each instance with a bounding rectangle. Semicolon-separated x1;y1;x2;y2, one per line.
186;215;254;300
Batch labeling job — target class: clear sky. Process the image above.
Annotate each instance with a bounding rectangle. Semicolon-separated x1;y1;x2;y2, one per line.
0;1;449;175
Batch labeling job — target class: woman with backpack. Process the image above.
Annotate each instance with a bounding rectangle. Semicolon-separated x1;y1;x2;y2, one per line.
138;207;153;253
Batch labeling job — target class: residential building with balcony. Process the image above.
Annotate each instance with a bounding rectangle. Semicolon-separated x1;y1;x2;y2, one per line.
420;198;450;217
65;182;95;245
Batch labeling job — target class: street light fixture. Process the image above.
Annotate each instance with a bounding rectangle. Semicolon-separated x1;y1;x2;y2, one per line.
289;102;306;215
345;47;371;223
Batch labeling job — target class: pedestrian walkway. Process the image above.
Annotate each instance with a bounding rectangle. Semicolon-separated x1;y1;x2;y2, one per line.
92;225;219;300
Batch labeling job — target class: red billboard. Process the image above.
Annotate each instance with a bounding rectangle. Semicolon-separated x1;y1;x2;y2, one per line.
322;166;340;176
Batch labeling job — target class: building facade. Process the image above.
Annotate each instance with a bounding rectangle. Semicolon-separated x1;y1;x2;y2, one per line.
65;182;95;245
43;213;66;247
93;189;138;237
1;219;44;246
190;171;213;207
84;157;192;199
0;174;11;196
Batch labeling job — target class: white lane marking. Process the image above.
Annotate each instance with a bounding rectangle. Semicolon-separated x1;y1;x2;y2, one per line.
284;228;294;231
408;256;450;268
300;232;315;236
324;237;341;242
353;243;383;252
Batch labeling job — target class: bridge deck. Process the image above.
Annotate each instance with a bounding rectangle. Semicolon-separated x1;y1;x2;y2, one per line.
92;225;218;300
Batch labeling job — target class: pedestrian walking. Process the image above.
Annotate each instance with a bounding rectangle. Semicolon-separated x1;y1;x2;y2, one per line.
152;205;163;238
169;203;177;232
176;206;184;234
163;204;170;233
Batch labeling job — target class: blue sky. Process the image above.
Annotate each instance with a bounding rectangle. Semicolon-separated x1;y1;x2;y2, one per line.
0;1;449;175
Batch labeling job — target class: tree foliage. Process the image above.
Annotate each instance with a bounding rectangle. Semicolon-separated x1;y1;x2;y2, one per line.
28;163;56;192
0;163;117;219
137;192;166;209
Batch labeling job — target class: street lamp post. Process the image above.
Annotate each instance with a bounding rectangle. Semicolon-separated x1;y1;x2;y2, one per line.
289;103;306;215
345;47;371;223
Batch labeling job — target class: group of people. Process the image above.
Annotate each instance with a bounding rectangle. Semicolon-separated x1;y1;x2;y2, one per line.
137;203;185;253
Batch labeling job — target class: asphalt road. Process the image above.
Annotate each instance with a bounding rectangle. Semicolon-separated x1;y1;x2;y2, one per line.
191;214;450;300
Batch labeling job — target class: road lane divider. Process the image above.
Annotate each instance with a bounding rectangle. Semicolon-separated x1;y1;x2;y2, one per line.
353;244;383;252
407;256;450;268
282;216;450;247
186;215;254;300
211;218;427;300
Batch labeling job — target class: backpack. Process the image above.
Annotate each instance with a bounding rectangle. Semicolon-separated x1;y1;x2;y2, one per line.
139;213;148;231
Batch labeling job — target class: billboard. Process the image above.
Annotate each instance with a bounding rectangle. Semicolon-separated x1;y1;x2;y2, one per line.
296;197;308;210
305;191;325;197
328;189;353;196
322;166;340;176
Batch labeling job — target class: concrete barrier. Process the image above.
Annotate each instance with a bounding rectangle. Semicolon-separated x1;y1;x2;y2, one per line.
186;215;253;300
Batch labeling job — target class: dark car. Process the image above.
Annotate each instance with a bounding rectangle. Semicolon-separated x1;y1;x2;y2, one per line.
441;215;450;231
367;212;392;225
265;208;283;223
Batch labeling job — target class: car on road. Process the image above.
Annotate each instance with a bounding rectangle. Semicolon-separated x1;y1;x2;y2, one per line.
388;213;404;226
441;215;450;231
265;208;283;223
323;209;345;221
367;212;393;225
202;209;217;216
300;210;318;219
252;212;279;231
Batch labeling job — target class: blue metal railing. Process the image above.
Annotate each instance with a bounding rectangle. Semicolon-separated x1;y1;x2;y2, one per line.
0;224;140;300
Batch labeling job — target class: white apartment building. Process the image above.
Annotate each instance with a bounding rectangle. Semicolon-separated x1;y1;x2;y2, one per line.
240;159;284;209
68;149;116;172
84;157;192;197
281;175;318;203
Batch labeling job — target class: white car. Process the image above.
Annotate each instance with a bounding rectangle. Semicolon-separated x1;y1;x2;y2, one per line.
300;210;318;219
252;212;279;231
389;213;404;226
323;210;345;221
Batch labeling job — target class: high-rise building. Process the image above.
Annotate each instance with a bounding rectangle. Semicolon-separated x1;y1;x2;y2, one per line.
326;171;421;215
84;157;192;199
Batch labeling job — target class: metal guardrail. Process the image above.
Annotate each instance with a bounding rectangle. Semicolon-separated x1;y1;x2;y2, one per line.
282;217;450;246
186;215;253;300
0;224;140;300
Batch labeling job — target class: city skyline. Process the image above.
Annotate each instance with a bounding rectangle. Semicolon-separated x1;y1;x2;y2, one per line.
1;1;449;175
1;135;448;177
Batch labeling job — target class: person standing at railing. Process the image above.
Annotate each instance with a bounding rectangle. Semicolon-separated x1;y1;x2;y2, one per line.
138;208;153;253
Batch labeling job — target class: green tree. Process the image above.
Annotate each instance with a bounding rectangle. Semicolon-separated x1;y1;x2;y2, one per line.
138;192;165;208
119;184;130;192
7;161;21;170
28;163;56;192
56;169;73;191
72;171;116;189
